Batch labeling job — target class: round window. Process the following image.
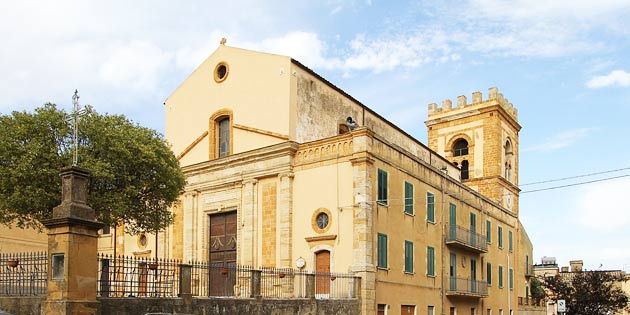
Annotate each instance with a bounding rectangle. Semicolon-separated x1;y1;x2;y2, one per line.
316;212;329;229
214;62;229;83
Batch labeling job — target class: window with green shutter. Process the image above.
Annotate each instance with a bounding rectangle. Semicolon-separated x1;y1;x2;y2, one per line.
377;169;388;205
486;220;491;243
509;268;514;289
499;265;504;288
404;241;414;273
498;226;503;249
427;246;435;276
404;182;413;215
487;262;492;285
427;192;435;222
508;230;513;252
377;233;388;268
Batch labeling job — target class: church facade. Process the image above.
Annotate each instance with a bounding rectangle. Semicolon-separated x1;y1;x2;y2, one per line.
155;43;533;315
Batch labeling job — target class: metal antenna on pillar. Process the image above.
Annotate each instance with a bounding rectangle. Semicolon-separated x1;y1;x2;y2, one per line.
67;90;86;166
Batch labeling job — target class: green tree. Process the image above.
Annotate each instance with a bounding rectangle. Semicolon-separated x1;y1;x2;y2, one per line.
0;103;185;234
530;276;546;302
541;271;629;315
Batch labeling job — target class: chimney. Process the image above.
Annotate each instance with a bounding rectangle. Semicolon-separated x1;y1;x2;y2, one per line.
570;260;583;272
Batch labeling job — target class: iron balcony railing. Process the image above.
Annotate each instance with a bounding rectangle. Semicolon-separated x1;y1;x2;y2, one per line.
0;251;47;296
446;225;488;252
447;277;488;297
525;264;535;277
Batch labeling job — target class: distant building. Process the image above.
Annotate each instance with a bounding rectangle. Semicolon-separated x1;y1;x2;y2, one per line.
533;258;629;315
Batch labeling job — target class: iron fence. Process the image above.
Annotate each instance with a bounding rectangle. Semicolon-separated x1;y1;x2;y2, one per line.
188;262;360;299
0;251;47;296
97;254;180;297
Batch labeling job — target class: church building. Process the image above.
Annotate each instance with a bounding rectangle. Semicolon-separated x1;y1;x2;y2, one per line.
153;42;533;315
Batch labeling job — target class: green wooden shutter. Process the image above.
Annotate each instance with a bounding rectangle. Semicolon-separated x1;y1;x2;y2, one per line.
509;268;514;289
377;233;387;268
487;262;492;285
486;220;491;243
509;231;513;252
427;192;435;222
404;182;413;214
404;241;413;273
378;169;388;205
499;265;504;288
498;226;503;248
427;246;435;276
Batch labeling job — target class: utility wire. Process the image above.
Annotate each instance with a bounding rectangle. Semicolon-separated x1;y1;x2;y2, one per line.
520;175;630;194
519;167;630;186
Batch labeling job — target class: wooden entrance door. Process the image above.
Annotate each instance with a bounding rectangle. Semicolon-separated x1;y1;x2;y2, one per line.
208;211;237;296
401;305;415;315
315;250;330;296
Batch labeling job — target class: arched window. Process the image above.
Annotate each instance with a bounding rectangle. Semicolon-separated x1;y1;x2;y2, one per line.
216;117;230;158
461;160;469;180
453;139;469;156
504;140;514;181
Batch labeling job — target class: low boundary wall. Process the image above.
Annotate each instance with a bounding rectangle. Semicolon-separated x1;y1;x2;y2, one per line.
0;297;360;315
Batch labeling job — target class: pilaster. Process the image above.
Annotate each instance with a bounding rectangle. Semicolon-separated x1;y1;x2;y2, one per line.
183;191;198;261
350;155;376;315
277;172;294;268
240;179;258;266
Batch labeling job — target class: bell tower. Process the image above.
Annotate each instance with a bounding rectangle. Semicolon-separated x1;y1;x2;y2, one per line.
425;87;521;214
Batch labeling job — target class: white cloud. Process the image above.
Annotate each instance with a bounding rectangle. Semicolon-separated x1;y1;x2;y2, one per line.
99;41;172;92
586;70;630;88
524;128;594;152
575;178;630;231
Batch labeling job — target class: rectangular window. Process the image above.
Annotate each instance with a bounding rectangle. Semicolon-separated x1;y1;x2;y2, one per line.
487;309;492;315
428;306;435;315
217;117;230;157
377;233;388;268
427;192;435;222
499;265;504;288
427;246;435;276
101;225;111;235
487;262;492;285
508;230;513;252
404;181;414;215
498;226;503;249
402;305;416;315
377;169;388;205
377;304;387;315
486;220;491;243
404;241;414;273
509;268;514;289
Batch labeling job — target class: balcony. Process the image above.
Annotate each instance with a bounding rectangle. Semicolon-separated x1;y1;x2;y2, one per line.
446;225;488;253
518;297;545;307
446;277;488;298
525;264;535;277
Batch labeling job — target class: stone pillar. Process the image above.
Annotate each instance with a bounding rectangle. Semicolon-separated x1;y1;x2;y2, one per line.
350;128;376;315
240;179;258;266
178;264;192;304
277;172;294;268
41;166;104;315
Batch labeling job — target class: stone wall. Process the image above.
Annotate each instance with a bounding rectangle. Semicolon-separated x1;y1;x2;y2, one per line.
0;297;360;315
99;297;360;315
0;296;43;315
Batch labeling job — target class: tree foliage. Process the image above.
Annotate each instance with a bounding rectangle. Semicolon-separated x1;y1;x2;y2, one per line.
0;103;185;234
530;276;546;301
541;271;629;315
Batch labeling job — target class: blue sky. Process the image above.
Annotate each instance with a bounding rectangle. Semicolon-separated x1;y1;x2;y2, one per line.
1;0;630;271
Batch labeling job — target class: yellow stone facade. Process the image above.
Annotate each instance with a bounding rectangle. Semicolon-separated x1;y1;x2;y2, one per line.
153;44;534;315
